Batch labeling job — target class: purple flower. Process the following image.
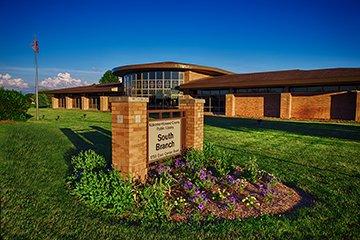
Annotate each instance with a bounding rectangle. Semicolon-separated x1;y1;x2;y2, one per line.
199;168;207;180
194;189;201;196
198;203;205;211
228;195;237;204
227;175;235;184
259;184;269;196
174;158;185;168
184;180;193;190
201;192;208;201
156;163;165;174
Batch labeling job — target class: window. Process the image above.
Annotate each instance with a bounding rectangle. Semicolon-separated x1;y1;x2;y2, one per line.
340;85;357;91
308;86;323;92
236;89;247;93
323;86;338;92
149;72;155;79
290;87;307;92
164;71;171;79
143;81;148;89
172;80;179;87
156;80;163;88
219;89;229;95
171;72;179;79
210;90;220;95
137;81;142;89
149;80;155;88
136;73;142;80
258;88;267;93
143;72;149;80
156;71;163;79
268;87;283;93
164;80;170;88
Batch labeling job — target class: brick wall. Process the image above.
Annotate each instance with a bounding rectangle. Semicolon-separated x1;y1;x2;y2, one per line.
100;96;109;111
291;92;356;120
229;93;280;118
225;91;358;121
81;96;89;110
51;97;59;109
65;97;73;109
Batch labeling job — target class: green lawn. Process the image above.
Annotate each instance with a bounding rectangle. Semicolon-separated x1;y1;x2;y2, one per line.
1;108;360;239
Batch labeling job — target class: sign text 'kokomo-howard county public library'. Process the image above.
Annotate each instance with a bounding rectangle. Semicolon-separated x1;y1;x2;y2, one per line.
109;96;204;181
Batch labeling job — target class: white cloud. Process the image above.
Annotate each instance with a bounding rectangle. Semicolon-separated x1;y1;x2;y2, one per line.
39;72;88;89
0;73;29;90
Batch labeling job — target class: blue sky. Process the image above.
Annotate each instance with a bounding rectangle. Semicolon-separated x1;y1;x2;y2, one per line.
0;0;359;92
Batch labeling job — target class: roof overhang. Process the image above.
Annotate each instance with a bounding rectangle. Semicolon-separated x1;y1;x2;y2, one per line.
112;61;233;77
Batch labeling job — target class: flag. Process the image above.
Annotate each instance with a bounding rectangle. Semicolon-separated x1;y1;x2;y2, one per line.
32;39;39;53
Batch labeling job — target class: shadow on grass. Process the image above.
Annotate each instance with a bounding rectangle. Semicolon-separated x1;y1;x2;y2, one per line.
215;143;360;179
60;127;112;168
205;116;360;141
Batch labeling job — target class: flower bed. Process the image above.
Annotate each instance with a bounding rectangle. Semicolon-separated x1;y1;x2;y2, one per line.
68;143;303;223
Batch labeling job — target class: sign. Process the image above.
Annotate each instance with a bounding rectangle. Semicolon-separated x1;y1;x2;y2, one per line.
148;119;181;162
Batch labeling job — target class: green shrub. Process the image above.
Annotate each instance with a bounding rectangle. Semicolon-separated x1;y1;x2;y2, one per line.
69;150;135;216
0;87;31;120
74;171;135;214
71;150;107;174
138;179;172;222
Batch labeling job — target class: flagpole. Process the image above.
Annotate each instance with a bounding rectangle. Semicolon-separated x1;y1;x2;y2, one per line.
34;36;39;121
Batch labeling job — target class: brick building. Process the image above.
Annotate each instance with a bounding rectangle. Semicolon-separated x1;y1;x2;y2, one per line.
180;68;360;122
48;62;360;122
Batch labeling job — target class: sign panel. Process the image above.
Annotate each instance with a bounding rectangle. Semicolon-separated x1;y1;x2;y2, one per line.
148;119;181;163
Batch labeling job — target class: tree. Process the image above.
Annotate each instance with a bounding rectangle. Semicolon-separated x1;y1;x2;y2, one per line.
25;92;50;108
99;70;118;84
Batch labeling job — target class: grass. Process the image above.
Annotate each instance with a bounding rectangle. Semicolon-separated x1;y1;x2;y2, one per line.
1;108;360;239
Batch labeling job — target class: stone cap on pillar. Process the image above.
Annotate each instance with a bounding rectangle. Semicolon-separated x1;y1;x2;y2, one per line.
109;96;149;103
179;95;205;104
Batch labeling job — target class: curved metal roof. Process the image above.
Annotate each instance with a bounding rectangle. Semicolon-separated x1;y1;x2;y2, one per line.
112;61;233;76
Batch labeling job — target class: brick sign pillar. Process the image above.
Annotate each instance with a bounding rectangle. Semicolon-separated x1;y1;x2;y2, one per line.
280;93;292;119
51;97;59;109
179;96;205;150
110;97;149;181
225;94;235;117
81;96;89;110
65;97;73;109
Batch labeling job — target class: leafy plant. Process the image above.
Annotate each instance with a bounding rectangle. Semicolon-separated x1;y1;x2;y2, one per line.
244;157;260;183
69;150;134;216
71;150;107;175
0;87;31;120
138;178;172;222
